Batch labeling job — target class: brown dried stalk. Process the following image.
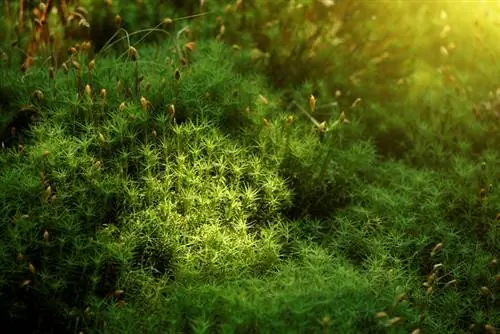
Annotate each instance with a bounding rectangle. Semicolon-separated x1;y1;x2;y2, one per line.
18;0;24;33
58;0;69;26
4;0;11;21
21;0;53;72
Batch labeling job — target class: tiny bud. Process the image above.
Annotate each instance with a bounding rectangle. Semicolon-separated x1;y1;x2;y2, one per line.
262;118;270;127
152;129;157;138
485;324;497;334
43;230;49;241
100;88;107;100
258;94;269;105
81;40;92;50
129;46;138;61
69;47;78;55
17;253;24;261
33;90;44;101
44;185;52;200
72;60;81;70
440;46;449;57
224;4;233;14
489;258;498;267
115;15;122;27
163;17;173;25
286;115;294;125
388;317;402;326
351;97;362;108
79;18;90;28
167;104;175;117
395;292;406;304
440;10;448;20
444;279;457;288
335;90;342;97
319;315;331;328
427;272;436;284
431;242;443;256
0;51;7;62
85;84;92;97
318;121;327;133
119;102;126;111
140;96;150;111
480;286;492;297
219;24;226;36
411;329;421;334
75;6;89;16
374;312;387;319
185;41;196;52
309;94;316;112
48;67;55;80
28;263;36;274
432;263;443;272
88;59;95;71
339;111;348;124
98;132;106;144
20;280;31;287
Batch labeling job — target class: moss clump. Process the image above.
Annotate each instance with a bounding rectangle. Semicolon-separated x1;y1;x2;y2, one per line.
0;1;499;333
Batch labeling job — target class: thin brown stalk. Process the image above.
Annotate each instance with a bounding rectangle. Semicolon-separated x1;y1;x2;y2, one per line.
18;0;24;33
58;0;69;27
21;0;52;72
4;0;10;21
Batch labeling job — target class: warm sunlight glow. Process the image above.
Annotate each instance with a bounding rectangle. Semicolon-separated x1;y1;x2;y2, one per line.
1;1;499;332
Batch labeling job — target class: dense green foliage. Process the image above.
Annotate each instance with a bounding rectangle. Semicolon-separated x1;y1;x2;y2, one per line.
0;1;499;333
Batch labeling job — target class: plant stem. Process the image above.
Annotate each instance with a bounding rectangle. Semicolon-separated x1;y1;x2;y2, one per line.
18;0;24;33
134;61;139;97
